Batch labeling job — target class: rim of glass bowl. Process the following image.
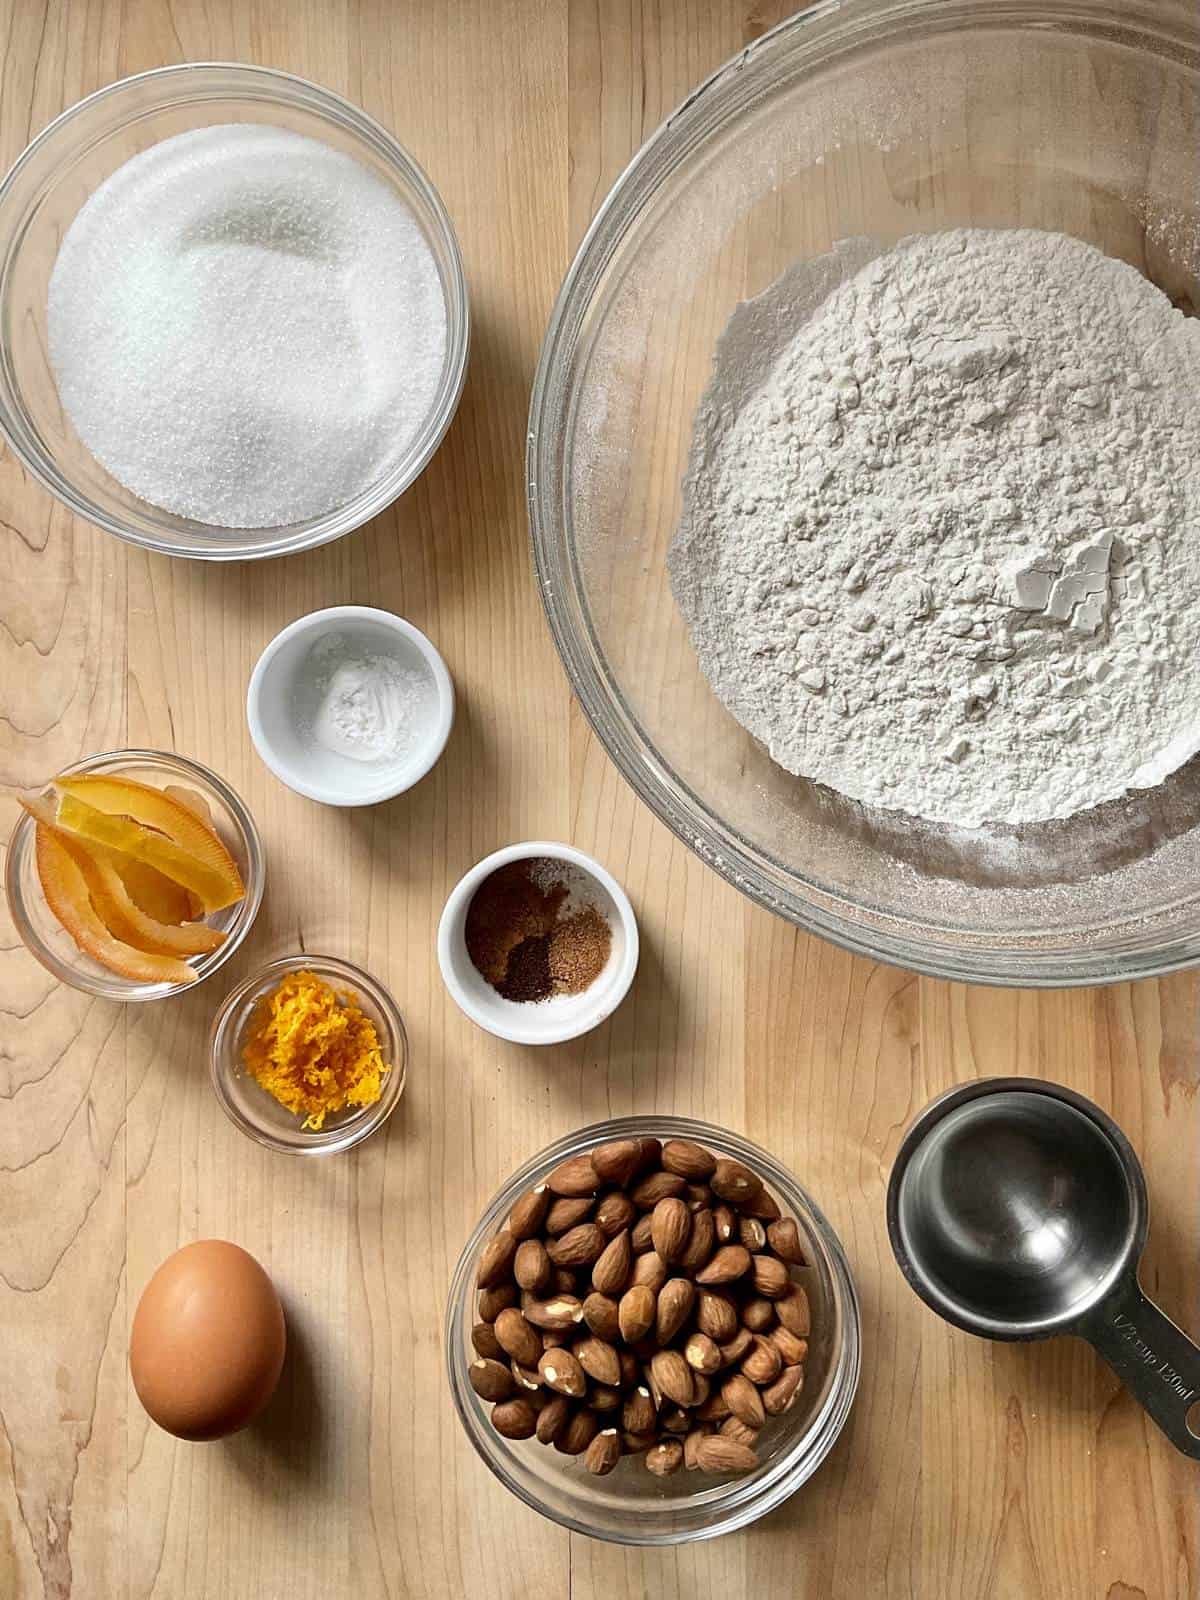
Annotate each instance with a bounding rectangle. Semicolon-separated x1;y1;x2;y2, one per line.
445;1115;861;1545
208;952;408;1156
526;0;1200;987
0;62;470;562
5;747;265;1002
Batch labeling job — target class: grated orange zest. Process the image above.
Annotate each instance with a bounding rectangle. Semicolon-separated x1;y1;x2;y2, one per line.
242;969;389;1130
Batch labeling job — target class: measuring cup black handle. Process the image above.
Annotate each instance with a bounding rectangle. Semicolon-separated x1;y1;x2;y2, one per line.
1081;1278;1200;1459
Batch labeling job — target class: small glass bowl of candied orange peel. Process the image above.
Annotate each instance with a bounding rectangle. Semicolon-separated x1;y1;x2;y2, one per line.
7;749;263;1000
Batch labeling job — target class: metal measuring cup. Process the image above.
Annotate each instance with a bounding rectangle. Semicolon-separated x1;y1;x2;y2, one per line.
887;1077;1200;1459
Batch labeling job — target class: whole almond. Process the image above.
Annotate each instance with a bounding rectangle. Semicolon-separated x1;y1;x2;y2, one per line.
631;1213;656;1253
591;1229;633;1296
491;1399;537;1439
719;1327;754;1367
720;1414;759;1445
631;1251;668;1294
575;1335;622;1387
751;1253;790;1300
695;1390;732;1422
740;1187;781;1222
478;1282;518;1322
538;1347;587;1397
547;1153;599;1197
722;1372;766;1428
655;1277;696;1346
695;1244;752;1286
684;1424;715;1470
585;1428;621;1476
767;1217;806;1264
514;1237;552;1294
710;1158;763;1206
507;1185;550;1240
622;1385;656;1435
630;1169;687;1209
591;1139;641;1188
493;1307;542;1368
645;1439;683;1476
545;1196;594;1235
776;1284;812;1337
763;1363;805;1416
713;1204;736;1243
622;1430;657;1455
555;1407;600;1456
661;1139;717;1180
547;1223;606;1268
536;1394;570;1444
524;1293;584;1332
590;1384;622;1412
696;1290;739;1344
696;1434;758;1474
650;1349;694;1407
618;1283;656;1343
469;1359;516;1402
582;1292;621;1343
650;1197;691;1263
738;1216;767;1252
472;1321;504;1360
618;1349;640;1388
741;1297;776;1333
741;1334;783;1387
769;1327;809;1366
476;1229;518;1289
633;1137;663;1175
660;1405;691;1435
689;1373;711;1408
510;1359;542;1391
684;1331;721;1375
595;1190;637;1238
680;1207;716;1274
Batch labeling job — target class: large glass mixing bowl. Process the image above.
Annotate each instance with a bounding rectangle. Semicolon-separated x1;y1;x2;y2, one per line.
529;0;1200;986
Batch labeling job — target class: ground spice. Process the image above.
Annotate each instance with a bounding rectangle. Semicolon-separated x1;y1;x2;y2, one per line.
465;858;613;1003
548;903;611;995
242;968;390;1129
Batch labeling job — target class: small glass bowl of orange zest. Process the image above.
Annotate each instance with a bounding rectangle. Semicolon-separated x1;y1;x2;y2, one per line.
208;954;408;1155
7;748;264;1001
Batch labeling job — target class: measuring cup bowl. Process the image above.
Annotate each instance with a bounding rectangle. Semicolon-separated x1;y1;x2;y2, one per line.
887;1078;1200;1460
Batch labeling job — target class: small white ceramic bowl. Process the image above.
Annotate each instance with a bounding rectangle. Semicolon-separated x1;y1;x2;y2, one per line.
247;605;454;806
438;842;639;1044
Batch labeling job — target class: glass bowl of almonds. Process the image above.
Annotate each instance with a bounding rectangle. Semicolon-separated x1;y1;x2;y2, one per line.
445;1116;860;1544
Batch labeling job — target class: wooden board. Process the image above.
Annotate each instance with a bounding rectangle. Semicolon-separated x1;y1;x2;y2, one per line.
1;2;1197;1596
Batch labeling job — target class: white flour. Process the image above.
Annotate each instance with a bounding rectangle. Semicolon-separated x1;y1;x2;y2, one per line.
670;229;1200;829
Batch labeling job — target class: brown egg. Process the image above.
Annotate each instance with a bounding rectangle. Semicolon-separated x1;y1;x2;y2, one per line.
130;1240;286;1441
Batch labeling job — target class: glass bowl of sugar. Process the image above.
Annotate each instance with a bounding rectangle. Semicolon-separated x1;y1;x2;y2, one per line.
247;605;455;806
0;64;469;560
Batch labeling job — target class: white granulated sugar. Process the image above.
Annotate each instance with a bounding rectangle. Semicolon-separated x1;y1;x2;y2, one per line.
670;229;1200;829
48;125;448;528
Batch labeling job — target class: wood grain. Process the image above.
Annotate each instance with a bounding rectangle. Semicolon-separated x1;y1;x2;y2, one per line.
1;2;1198;1597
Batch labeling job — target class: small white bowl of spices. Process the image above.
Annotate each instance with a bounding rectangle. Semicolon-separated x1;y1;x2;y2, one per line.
438;843;639;1044
247;606;454;806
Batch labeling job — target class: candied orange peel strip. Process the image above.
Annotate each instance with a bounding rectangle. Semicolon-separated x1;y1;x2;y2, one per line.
107;855;197;926
19;797;225;959
53;774;244;913
34;825;198;986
